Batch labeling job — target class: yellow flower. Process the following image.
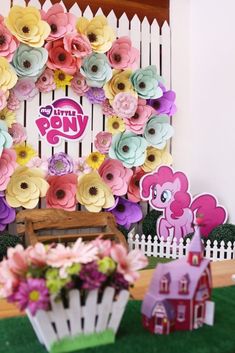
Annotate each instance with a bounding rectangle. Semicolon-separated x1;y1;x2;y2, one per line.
141;146;173;172
54;70;73;89
103;69;136;103
76;171;114;212
107;116;125;134
76;15;116;53
6;166;49;209
14;144;37;166
0;108;16;128
0;57;17;92
5;5;50;47
86;152;105;170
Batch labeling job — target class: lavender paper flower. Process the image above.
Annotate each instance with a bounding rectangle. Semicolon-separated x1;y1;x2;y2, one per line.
147;84;177;116
108;196;143;229
0;192;16;231
48;152;74;176
85;87;106;104
80;262;107;290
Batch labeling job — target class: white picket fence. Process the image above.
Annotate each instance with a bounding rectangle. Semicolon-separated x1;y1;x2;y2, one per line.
128;233;235;262
27;287;129;352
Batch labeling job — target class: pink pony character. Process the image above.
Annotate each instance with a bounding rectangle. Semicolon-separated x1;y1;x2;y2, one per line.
140;166;227;241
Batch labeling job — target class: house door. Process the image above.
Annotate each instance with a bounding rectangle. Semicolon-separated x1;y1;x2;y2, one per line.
155;316;168;334
194;303;204;329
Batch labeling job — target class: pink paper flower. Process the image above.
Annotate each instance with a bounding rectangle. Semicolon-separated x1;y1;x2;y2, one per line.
0;15;19;61
64;32;92;58
0;89;8;110
7;91;20;111
94;131;112;154
71;72;89;96
13;78;38;102
26;243;49;268
112;92;138;119
124;99;154;134
102;99;115;117
0;259;19;297
27;156;48;176
73;157;92;176
46;173;77;211
41;4;76;42
107;36;139;70
45;39;81;75
7;244;28;276
127;168;146;203
0;148;17;191
8;123;27;145
111;244;148;283
91;238;112;258
36;68;56;93
99;158;133;196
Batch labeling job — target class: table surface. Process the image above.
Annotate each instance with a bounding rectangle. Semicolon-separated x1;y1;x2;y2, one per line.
0;259;234;318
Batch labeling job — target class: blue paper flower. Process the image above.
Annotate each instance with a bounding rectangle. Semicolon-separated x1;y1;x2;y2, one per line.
130;65;163;99
12;44;48;78
109;131;148;168
80;53;112;88
0;121;13;157
144;115;174;149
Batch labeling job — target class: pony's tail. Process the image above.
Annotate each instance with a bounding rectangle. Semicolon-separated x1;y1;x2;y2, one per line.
190;194;227;237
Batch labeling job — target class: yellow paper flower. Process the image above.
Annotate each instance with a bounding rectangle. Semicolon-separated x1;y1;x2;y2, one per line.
0;57;17;92
76;171;114;212
76;15;116;53
14;144;37;166
141;146;173;172
107;116;126;134
6;166;49;209
5;5;50;47
103;69;136;103
54;70;73;89
86;152;105;170
0;107;16;128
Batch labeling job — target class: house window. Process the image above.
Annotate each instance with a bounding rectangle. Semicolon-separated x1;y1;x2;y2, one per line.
192;255;199;265
160;276;170;293
179;275;189;294
177;305;186;322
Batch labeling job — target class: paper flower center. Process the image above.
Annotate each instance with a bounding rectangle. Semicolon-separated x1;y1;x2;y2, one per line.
56;189;65;199
139;82;146;89
20;182;28;189
117;82;125;90
116;204;125;212
22;26;30;34
77;79;82;85
148;128;155;135
114;54;121;63
42;76;47;82
133;112;139;120
55;160;65;170
147;154;155;162
58;73;66;81
19;151;27;158
58;53;66;62
50;23;58;33
88;33;97;43
106;173;113;180
91;154;98;162
134;179;140;187
122;145;129;152
89;186;98;196
153;100;161;109
29;290;40;302
0;114;5;120
112;122;120;129
23;60;31;68
0;35;6;45
91;65;98;73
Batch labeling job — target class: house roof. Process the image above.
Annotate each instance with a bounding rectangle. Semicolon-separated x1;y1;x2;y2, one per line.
188;226;204;253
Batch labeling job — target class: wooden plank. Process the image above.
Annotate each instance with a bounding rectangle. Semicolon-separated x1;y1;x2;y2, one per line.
31;232;117;243
150;19;160;72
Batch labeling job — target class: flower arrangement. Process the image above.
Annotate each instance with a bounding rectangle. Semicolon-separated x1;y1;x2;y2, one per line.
0;4;177;232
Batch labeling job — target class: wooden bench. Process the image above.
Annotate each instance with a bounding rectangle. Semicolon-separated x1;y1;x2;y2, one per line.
16;209;127;248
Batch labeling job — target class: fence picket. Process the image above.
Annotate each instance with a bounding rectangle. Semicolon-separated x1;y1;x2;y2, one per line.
161;21;171;87
83;289;98;334
69;2;82;17
42;0;52;11
1;0;11;16
108;290;129;334
212;240;218;261
172;237;177;258
130;14;141;54
147;235;152;256
53;88;66;154
107;10;118;29
40;92;53;158
67;289;82;336
33;310;58;351
118;13;129;37
227;241;232;260
26;94;40;151
83;6;93;20
28;0;41;7
50;296;70;339
141;17;150;68
96;287;115;332
150;19;160;72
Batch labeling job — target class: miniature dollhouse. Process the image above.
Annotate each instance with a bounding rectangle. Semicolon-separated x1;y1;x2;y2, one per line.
141;227;215;334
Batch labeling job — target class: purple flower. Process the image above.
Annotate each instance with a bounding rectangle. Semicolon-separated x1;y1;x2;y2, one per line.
147;84;177;116
48;152;74;176
80;262;107;290
0;192;15;231
11;278;49;316
110;272;129;292
108;197;143;229
85;88;106;105
13;78;38;102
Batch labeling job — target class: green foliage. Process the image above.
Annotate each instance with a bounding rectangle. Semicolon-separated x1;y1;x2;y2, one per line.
0;233;23;261
142;210;162;239
207;223;235;245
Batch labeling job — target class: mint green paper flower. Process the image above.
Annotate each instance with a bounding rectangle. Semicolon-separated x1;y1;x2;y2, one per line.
46;268;70;295
109;131;148;168
98;257;116;275
66;263;81;276
12;44;48;78
0;121;13;157
130;65;163;99
80;53;112;88
144;115;174;149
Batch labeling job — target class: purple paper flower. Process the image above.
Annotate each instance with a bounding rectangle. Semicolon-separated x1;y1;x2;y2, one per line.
147;84;177;116
11;278;49;316
85;88;106;105
48;152;74;176
108;196;143;229
13;78;38;102
110;272;129;292
0;192;15;231
80;262;107;290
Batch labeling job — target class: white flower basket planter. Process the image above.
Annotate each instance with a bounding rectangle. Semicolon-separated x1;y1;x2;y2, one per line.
26;287;129;353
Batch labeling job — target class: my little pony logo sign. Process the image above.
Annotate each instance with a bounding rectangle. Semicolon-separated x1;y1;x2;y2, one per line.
140;166;227;240
36;98;89;146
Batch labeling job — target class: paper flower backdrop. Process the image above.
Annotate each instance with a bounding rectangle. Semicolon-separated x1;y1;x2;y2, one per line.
0;4;177;231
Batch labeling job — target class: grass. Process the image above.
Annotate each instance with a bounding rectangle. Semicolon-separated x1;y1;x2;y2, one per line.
145;256;171;270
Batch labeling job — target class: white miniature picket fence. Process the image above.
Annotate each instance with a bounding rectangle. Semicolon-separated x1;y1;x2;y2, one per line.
26;287;129;352
128;233;235;262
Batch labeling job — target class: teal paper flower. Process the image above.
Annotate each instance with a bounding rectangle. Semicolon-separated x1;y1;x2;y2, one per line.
0;121;13;156
109;131;148;168
130;65;163;99
12;44;48;78
80;53;112;88
144;115;174;149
